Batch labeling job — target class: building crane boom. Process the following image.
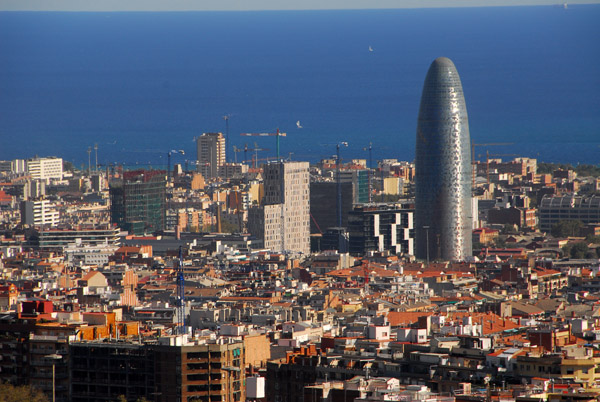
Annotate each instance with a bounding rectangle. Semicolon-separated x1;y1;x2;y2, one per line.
470;141;514;187
241;129;287;161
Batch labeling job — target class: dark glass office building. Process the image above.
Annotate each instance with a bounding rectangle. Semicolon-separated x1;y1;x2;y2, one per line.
415;57;472;261
109;170;166;235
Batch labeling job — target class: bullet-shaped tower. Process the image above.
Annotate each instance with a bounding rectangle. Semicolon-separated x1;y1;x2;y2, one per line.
415;57;472;261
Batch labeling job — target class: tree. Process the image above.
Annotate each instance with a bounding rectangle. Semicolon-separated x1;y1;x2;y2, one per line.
372;194;400;203
473;241;485;251
494;236;507;248
501;223;517;234
570;242;589;259
561;243;572;258
528;193;538;209
585;235;600;244
63;160;75;172
551;220;583;237
562;242;589;259
0;382;48;402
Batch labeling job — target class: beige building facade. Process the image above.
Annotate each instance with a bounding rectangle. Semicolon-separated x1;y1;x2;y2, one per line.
250;162;310;255
196;132;225;178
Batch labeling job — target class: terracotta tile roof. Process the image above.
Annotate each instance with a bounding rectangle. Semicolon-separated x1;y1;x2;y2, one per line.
81;270;102;281
532;268;562;277
387;311;435;326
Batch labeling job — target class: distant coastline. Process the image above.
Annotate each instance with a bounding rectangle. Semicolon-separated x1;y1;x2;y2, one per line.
2;0;600;12
0;6;598;166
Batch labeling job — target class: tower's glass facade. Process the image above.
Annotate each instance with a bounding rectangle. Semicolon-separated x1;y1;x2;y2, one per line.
415;57;472;261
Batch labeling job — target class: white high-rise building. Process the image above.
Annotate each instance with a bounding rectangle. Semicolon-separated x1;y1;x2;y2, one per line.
20;199;60;227
27;157;63;182
196;133;225;178
249;161;310;255
23;180;46;200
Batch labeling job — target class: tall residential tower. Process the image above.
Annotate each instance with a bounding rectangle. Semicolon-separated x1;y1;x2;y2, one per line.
415;57;472;261
248;161;310;255
196;132;225;178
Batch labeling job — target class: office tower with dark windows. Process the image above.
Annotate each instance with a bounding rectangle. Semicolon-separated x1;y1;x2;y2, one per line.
415;57;472;261
347;203;415;256
109;170;166;235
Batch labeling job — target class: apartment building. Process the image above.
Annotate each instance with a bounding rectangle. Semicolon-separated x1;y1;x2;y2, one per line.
196;132;226;179
19;199;60;227
249;162;310;255
27;157;63;182
71;337;246;402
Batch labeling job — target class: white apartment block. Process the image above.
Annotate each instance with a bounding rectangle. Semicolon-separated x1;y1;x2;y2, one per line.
255;161;310;255
196;132;225;178
13;159;27;174
27;157;63;182
64;243;119;266
20;199;60;227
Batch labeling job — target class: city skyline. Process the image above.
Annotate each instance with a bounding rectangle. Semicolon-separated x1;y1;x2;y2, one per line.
1;0;600;401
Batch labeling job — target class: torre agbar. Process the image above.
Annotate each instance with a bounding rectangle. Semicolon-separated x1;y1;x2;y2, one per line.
415;57;472;261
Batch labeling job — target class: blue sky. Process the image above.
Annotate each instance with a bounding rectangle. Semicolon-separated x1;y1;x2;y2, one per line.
1;0;598;11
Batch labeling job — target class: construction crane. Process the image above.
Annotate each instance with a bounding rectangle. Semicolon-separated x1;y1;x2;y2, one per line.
483;152;519;185
362;261;371;290
244;143;271;168
94;143;98;172
232;145;242;163
167;149;185;183
223;114;231;163
471;142;514;161
184;159;202;173
470;142;514;187
176;246;186;335
247;157;273;169
240;128;287;160
86;146;92;175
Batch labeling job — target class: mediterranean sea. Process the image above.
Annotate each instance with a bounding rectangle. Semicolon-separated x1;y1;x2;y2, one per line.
0;5;599;168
